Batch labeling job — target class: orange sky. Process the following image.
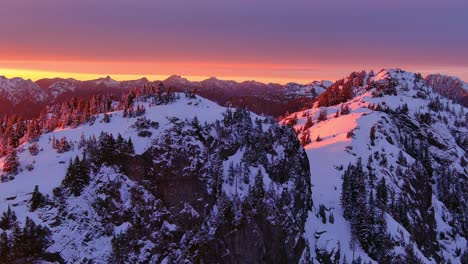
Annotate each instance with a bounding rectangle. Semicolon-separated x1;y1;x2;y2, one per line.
2;59;467;84
0;0;467;84
0;59;346;84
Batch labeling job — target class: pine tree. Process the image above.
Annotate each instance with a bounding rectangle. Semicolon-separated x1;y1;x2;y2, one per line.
370;126;376;146
0;206;17;230
251;169;265;204
242;162;251;185
78;132;86;149
30;185;45;212
341;164;352;219
98;132;116;165
376;178;388;210
57;136;72;153
28;143;39;156
341;104;351;115
303;116;313;131
317;108;328;122
62;156;90;196
3;149;19;175
227;162;235;185
103;113;111;123
115;133;127;162
126;137;135;154
341;159;373;251
0;232;10;261
300;130;311;146
15;217;52;261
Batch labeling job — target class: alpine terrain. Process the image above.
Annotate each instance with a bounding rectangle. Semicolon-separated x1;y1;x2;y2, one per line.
0;75;331;118
0;69;466;263
282;69;467;263
0;87;311;263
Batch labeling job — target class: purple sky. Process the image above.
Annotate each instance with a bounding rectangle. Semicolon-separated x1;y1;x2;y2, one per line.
1;0;467;82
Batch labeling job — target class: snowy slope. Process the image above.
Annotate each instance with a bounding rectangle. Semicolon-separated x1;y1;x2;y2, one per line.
0;93;311;263
0;96;226;231
0;96;225;203
283;68;468;263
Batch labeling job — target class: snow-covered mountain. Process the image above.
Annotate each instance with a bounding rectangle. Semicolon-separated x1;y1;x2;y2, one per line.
282;68;467;263
0;91;311;263
0;76;49;105
159;75;330;116
0;69;467;263
0;76;51;116
284;80;333;98
0;74;332;118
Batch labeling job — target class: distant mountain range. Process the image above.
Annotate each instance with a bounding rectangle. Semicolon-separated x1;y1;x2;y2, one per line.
0;75;332;118
0;72;466;119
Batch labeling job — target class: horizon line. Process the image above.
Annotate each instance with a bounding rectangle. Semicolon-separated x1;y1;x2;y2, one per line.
0;68;334;85
1;67;467;85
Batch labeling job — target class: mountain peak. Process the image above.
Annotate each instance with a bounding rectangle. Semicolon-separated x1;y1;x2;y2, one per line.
91;76;119;87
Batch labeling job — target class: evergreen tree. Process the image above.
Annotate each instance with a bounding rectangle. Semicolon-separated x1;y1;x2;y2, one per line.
303;116;313;131
370;126;376;146
98;132;116;165
12;217;52;262
126;137;135;154
30;185;45;212
242;162;251;185
341;104;351;115
251;169;265;205
0;206;17;230
317;108;328;122
0;232;10;261
103;113;111;123
341;158;383;253
300;130;311;146
62;156;90;196
376;178;388;210
3;149;19;175
28;143;39;156
227;162;235;185
78;132;86;149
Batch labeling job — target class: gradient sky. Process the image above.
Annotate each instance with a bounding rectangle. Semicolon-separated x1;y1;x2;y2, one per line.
1;0;467;83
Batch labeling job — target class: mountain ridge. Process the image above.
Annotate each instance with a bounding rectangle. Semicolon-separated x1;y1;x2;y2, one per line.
282;68;467;263
0;74;333;118
0;91;311;263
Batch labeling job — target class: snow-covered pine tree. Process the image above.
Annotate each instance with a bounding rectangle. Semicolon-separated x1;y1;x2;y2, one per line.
3;149;19;175
30;185;45;212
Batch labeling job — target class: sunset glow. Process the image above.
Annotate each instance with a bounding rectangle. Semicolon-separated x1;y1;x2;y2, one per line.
1;0;467;83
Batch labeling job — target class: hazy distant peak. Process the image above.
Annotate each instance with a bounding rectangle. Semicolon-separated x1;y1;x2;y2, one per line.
91;76;120;87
